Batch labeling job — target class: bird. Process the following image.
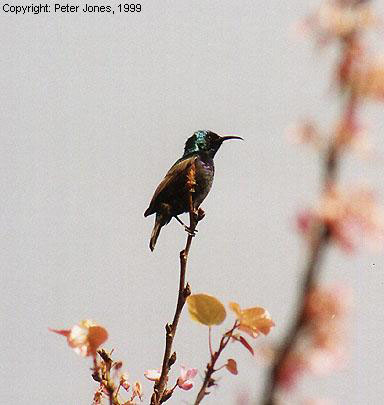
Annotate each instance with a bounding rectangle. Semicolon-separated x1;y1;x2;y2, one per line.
144;130;243;251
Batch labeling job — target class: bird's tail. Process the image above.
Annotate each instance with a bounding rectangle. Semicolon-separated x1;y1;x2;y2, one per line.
149;218;163;251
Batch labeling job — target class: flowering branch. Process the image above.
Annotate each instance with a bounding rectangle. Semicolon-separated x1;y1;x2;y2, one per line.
262;226;331;404
263;93;353;405
151;162;201;405
262;0;377;403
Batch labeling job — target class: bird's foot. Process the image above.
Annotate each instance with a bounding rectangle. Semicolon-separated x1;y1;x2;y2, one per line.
184;226;197;237
175;215;198;235
175;215;186;227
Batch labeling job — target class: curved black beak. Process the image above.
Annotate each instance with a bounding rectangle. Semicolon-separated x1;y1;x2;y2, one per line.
220;135;243;142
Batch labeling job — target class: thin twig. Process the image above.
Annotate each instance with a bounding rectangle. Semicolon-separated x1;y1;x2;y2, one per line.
151;164;197;405
208;327;213;358
194;321;239;405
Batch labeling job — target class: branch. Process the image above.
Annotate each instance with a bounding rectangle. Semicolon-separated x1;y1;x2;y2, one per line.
262;38;360;405
193;321;238;405
262;223;330;405
151;163;198;405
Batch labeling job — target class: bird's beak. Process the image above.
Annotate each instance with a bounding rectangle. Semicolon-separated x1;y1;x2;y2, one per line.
220;135;244;142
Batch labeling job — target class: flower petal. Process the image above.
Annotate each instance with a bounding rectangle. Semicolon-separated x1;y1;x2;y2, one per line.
177;379;194;390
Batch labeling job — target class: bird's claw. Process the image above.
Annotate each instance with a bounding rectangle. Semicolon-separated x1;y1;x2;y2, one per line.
184;226;197;236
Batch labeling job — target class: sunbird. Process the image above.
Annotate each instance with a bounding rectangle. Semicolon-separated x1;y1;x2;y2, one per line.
144;130;242;251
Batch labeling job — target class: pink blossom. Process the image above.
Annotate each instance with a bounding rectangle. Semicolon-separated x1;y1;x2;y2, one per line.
306;348;345;376
349;56;384;101
297;185;384;253
177;366;198;391
276;353;307;390
304;1;376;45
305;285;352;322
297;210;312;234
333;115;371;155
303;285;351;376
287;121;323;149
277;284;352;390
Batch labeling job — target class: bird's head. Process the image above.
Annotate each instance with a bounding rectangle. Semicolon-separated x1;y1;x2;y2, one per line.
183;130;243;158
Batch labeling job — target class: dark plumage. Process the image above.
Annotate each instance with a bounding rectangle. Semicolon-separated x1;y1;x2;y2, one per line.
144;130;242;251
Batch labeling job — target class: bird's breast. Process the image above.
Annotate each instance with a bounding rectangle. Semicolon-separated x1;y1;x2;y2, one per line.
194;158;214;208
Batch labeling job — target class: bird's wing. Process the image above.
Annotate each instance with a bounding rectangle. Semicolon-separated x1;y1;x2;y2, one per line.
144;155;197;217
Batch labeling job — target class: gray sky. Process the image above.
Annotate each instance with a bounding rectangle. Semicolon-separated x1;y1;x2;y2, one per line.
2;1;384;404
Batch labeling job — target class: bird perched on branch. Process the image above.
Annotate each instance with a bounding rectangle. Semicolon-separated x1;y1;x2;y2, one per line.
144;130;243;251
